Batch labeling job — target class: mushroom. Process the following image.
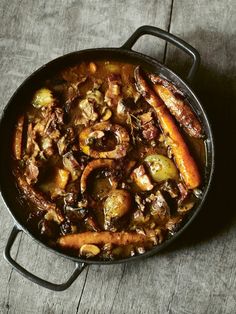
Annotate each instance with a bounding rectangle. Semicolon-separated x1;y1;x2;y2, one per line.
80;244;100;258
79;122;130;159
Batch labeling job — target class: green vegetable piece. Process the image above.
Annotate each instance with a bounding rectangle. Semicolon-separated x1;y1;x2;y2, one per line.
32;88;54;108
144;154;179;182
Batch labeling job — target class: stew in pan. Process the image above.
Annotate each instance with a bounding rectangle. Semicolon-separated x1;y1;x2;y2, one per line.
12;60;205;260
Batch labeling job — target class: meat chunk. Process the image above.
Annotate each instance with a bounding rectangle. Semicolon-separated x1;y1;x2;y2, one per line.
105;74;122;107
131;165;154;191
63;152;81;181
178;182;188;203
142;121;158;140
25;158;39;184
150;190;170;223
139;112;159;141
75;89;104;126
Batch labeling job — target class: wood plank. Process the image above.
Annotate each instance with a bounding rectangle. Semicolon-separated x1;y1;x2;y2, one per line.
1;0;235;313
163;1;236;313
0;1;172;313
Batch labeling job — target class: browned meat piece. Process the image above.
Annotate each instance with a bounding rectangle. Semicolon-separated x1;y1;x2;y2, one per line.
85;216;101;232
44;107;64;137
121;64;140;101
149;74;203;138
134;194;146;211
75;89;105;126
178;199;195;213
150;190;170;224
13;115;24;160
105;74;122;107
63;152;81;181
57;128;75;155
61;63;87;83
65;78;87;103
131;165;154;191
178;182;188;203
40;219;60;239
142;121;158;140
77;99;98;125
134;66;201;189
25;158;39;184
58;231;153;249
138;112;159;141
166;216;183;234
160;180;179;198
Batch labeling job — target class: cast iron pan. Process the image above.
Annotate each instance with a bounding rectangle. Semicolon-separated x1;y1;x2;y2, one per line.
0;26;214;291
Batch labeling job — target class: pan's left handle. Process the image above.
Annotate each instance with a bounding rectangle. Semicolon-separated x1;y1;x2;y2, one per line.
4;225;87;291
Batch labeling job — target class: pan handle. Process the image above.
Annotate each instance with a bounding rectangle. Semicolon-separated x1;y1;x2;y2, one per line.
3;225;87;291
121;25;200;82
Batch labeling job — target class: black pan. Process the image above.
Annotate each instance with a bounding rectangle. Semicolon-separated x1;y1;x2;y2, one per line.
0;26;214;291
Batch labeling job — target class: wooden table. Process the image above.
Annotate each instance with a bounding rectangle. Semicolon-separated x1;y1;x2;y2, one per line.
0;1;235;313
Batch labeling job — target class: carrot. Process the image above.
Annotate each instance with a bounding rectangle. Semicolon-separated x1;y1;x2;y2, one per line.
149;73;203;138
58;231;151;249
134;67;201;189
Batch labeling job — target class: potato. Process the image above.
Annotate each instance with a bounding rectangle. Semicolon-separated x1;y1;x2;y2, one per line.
105;63;120;73
40;168;69;196
55;168;70;189
144;154;179;182
104;189;131;220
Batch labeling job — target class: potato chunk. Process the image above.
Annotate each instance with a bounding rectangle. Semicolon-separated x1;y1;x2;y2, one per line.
104;189;131;220
145;154;179;182
55;168;70;189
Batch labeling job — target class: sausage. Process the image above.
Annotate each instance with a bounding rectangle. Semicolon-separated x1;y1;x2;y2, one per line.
15;170;64;222
148;73;203;138
134;66;201;189
58;231;152;249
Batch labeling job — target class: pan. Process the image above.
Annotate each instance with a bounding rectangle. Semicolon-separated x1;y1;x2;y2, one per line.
0;26;214;291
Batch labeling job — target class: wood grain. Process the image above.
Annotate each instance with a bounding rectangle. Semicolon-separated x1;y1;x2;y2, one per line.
0;0;235;313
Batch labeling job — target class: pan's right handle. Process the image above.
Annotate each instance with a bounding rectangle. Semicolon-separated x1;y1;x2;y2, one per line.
121;25;200;83
4;225;87;291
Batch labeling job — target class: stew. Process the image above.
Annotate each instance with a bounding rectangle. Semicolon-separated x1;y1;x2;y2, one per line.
11;60;205;260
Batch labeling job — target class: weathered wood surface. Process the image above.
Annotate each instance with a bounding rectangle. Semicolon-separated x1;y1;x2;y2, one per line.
0;0;235;313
